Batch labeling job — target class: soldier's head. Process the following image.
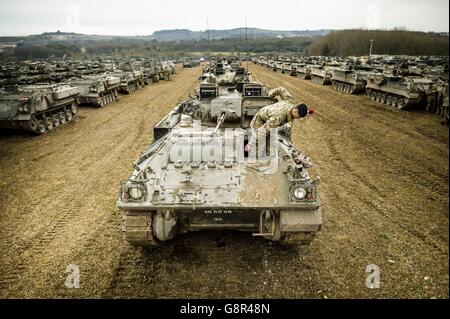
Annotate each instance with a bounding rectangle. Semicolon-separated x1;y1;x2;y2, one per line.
291;103;309;119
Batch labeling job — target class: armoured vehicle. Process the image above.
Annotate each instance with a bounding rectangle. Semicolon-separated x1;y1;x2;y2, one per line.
267;60;276;70
69;75;120;107
366;74;423;109
296;64;312;80
161;61;176;81
233;67;247;83
216;69;237;88
281;62;293;75
289;63;300;76
117;82;322;247
141;63;159;85
0;65;20;88
0;84;79;134
183;59;200;68
331;69;368;94
113;62;144;94
310;65;333;85
214;62;225;76
275;61;284;73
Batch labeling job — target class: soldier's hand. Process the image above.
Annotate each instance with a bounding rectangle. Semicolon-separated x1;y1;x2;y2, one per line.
245;144;252;152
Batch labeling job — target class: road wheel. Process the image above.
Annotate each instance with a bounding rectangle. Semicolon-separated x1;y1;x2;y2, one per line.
65;109;73;122
380;94;386;104
391;96;398;107
45;116;54;131
71;102;79;115
386;95;392;105
37;119;46;134
397;98;406;109
28;115;39;132
59;111;66;124
370;92;377;101
52;114;60;128
376;92;382;102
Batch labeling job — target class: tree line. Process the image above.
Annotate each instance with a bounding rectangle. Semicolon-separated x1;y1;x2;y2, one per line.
305;29;449;56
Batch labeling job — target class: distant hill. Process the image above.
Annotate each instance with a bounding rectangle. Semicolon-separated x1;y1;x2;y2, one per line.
0;31;150;45
1;29;448;60
151;28;331;41
0;28;331;44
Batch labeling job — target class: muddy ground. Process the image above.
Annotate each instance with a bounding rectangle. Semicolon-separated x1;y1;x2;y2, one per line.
0;64;448;298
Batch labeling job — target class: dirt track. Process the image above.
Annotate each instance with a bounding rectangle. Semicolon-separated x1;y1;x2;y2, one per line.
0;64;448;298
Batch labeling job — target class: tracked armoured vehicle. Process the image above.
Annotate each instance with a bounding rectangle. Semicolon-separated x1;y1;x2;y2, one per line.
296;64;312;80
113;62;144;94
331;69;368;94
366;74;422;109
69;75;120;107
0;84;79;134
233;67;247;84
117;82;322;247
310;65;333;85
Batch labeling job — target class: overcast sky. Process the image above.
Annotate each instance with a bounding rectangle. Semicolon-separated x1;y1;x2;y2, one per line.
0;0;448;36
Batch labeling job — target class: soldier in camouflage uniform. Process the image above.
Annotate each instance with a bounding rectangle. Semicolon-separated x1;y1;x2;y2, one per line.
246;87;312;153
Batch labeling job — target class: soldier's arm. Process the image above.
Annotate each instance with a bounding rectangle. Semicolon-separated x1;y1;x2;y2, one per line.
260;115;284;134
268;87;293;101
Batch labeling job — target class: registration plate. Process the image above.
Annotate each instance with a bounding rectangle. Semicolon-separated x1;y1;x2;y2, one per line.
203;209;233;215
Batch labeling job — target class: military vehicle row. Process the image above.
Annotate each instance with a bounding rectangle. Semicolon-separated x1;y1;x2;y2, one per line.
0;58;181;133
203;59;252;89
254;55;449;124
117;68;322;247
0;84;80;133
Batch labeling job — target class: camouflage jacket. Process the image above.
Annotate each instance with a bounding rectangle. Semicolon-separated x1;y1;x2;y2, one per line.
250;87;295;133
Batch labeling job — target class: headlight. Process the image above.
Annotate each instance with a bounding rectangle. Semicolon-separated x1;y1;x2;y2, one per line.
293;187;307;200
129;186;144;200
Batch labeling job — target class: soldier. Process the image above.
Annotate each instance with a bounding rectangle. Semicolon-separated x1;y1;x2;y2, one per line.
246;87;313;153
425;84;437;113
